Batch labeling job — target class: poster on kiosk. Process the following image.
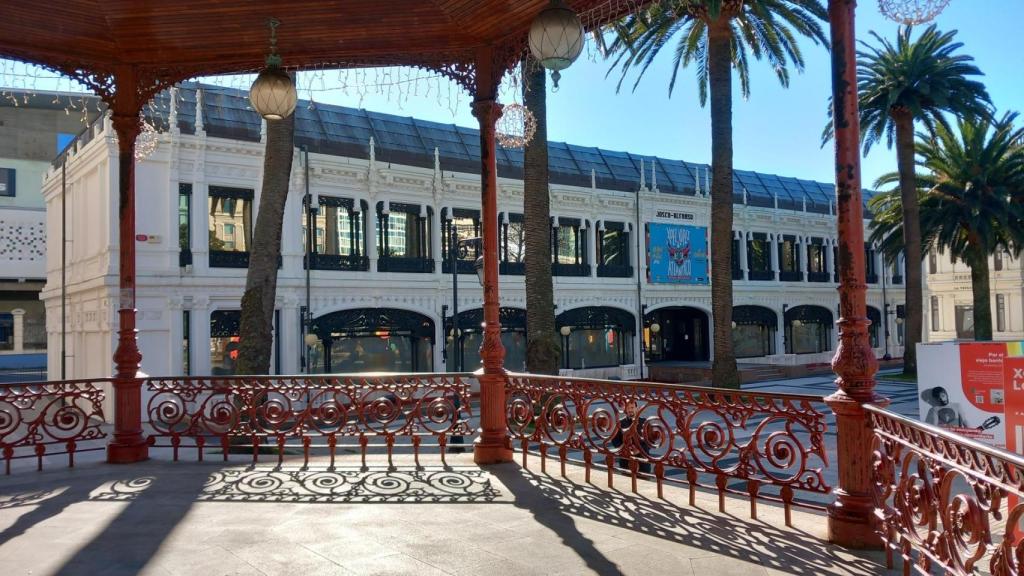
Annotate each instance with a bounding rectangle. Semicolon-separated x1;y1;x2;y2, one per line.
1000;343;1024;456
917;342;1010;449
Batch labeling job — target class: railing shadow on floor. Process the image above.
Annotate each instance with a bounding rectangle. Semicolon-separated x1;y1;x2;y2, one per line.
489;464;889;576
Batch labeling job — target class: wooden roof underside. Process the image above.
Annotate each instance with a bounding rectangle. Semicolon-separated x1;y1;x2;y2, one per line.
0;0;644;101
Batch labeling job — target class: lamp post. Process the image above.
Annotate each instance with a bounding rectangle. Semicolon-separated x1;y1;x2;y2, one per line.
559;325;572;370
301;145;317;372
883;303;894;360
447;226;484;372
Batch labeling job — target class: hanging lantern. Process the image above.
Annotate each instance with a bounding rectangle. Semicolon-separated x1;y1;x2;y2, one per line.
528;0;585;89
249;18;297;120
878;0;951;25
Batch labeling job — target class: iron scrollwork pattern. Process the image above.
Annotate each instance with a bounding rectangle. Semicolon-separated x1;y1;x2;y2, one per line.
868;405;1024;575
146;374;472;463
505;374;829;515
0;379;108;474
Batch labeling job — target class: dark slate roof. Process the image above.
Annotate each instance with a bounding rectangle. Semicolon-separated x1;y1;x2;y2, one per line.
146;83;876;216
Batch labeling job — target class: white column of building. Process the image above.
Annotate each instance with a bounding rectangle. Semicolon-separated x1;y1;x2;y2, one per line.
798;235;807;279
168;298;185;375
826;238;836;280
776;306;786;356
193;298;212;375
366;205;379;272
431;205;443;276
588;221;599;278
192;91;210;276
738;230;748;280
279;296;301;375
11;308;25;353
769;233;780;281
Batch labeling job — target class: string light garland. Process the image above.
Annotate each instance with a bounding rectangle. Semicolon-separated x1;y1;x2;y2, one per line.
878;0;951;25
496;103;538;149
134;114;159;160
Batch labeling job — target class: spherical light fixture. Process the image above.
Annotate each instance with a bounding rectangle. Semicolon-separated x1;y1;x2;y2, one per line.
650;323;661;334
878;0;950;25
250;18;297;120
731;321;738;330
560;325;572;337
792;319;803;328
895;317;904;325
304;333;319;347
528;0;585;89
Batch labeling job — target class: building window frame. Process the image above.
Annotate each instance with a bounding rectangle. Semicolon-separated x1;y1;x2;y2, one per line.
208;186;254;268
0;167;15;198
442;207;482;274
499;212;526;275
552;217;589;276
931;296;941;332
747;232;773;281
996;294;1006;332
178;183;192;267
376;202;434;273
305;197;368;271
597;222;632;278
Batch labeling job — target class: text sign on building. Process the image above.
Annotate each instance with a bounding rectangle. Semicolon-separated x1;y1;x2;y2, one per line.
646;223;708;285
655;210;695;221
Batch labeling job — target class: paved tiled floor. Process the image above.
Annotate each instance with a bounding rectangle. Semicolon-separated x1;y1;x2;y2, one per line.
0;453;890;576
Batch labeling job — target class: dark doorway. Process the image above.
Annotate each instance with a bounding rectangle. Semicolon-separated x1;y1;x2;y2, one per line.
645;307;710;362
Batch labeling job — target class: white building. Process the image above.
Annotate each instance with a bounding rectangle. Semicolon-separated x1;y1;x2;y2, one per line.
924;247;1023;341
41;84;905;382
0;89;100;366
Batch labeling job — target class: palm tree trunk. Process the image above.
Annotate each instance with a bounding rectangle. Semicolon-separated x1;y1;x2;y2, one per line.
967;245;993;341
522;57;559;374
708;19;738;388
236;112;296;375
894;112;921;374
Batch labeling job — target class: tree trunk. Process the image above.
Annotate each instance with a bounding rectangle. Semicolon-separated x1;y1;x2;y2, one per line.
522;57;560;375
894;112;921;374
967;245;993;341
708;19;739;388
235;112;296;375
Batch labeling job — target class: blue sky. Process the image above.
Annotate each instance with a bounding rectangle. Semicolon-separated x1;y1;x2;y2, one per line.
4;2;1019;188
299;2;1023;189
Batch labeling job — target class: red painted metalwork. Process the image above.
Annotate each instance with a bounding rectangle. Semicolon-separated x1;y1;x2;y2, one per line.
0;379;108;474
505;374;830;523
145;373;472;466
825;0;887;548
472;46;512;465
868;404;1024;575
107;87;149;464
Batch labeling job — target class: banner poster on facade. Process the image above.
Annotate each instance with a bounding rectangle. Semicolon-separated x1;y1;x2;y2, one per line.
646;223;709;285
1000;343;1024;457
917;342;1008;449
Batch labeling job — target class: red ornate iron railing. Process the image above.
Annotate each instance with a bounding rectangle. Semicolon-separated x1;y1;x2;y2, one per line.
145;373;473;467
0;379;108;474
868;404;1024;575
505;374;830;524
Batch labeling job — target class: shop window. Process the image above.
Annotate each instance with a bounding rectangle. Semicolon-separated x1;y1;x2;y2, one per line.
997;294;1006;332
732;306;776;358
785;306;833;355
446;308;527;372
307;308;434;373
747;233;772;280
557;306;635;369
598;223;631;277
208;186;253;268
0;168;15;198
377;202;433;273
442;208;482;274
500;213;526;274
866;306;882;349
0;313;12;350
552;218;588;276
304;197;367;271
955;305;974;339
178;183;192;267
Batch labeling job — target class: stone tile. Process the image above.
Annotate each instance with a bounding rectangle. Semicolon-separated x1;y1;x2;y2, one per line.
691;555;769;576
336;552;451;576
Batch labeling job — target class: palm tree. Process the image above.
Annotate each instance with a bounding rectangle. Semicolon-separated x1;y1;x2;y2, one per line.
603;0;828;387
869;113;1024;341
827;25;991;373
522;56;560;374
235;108;296;374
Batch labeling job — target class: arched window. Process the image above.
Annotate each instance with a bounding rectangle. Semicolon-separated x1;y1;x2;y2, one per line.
309;308;434;373
732;306;777;358
445;308;527;372
784;305;833;355
557;307;635;369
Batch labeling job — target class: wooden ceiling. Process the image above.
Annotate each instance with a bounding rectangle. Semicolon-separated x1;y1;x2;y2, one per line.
0;1;637;83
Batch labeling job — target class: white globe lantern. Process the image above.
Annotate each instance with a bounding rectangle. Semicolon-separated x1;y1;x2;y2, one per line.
304;333;319;347
528;0;585;89
649;323;661;334
249;19;297;120
250;66;296;120
560;325;572;337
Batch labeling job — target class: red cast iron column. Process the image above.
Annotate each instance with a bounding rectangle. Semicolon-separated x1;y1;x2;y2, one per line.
826;0;885;548
472;47;513;465
107;71;149;464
